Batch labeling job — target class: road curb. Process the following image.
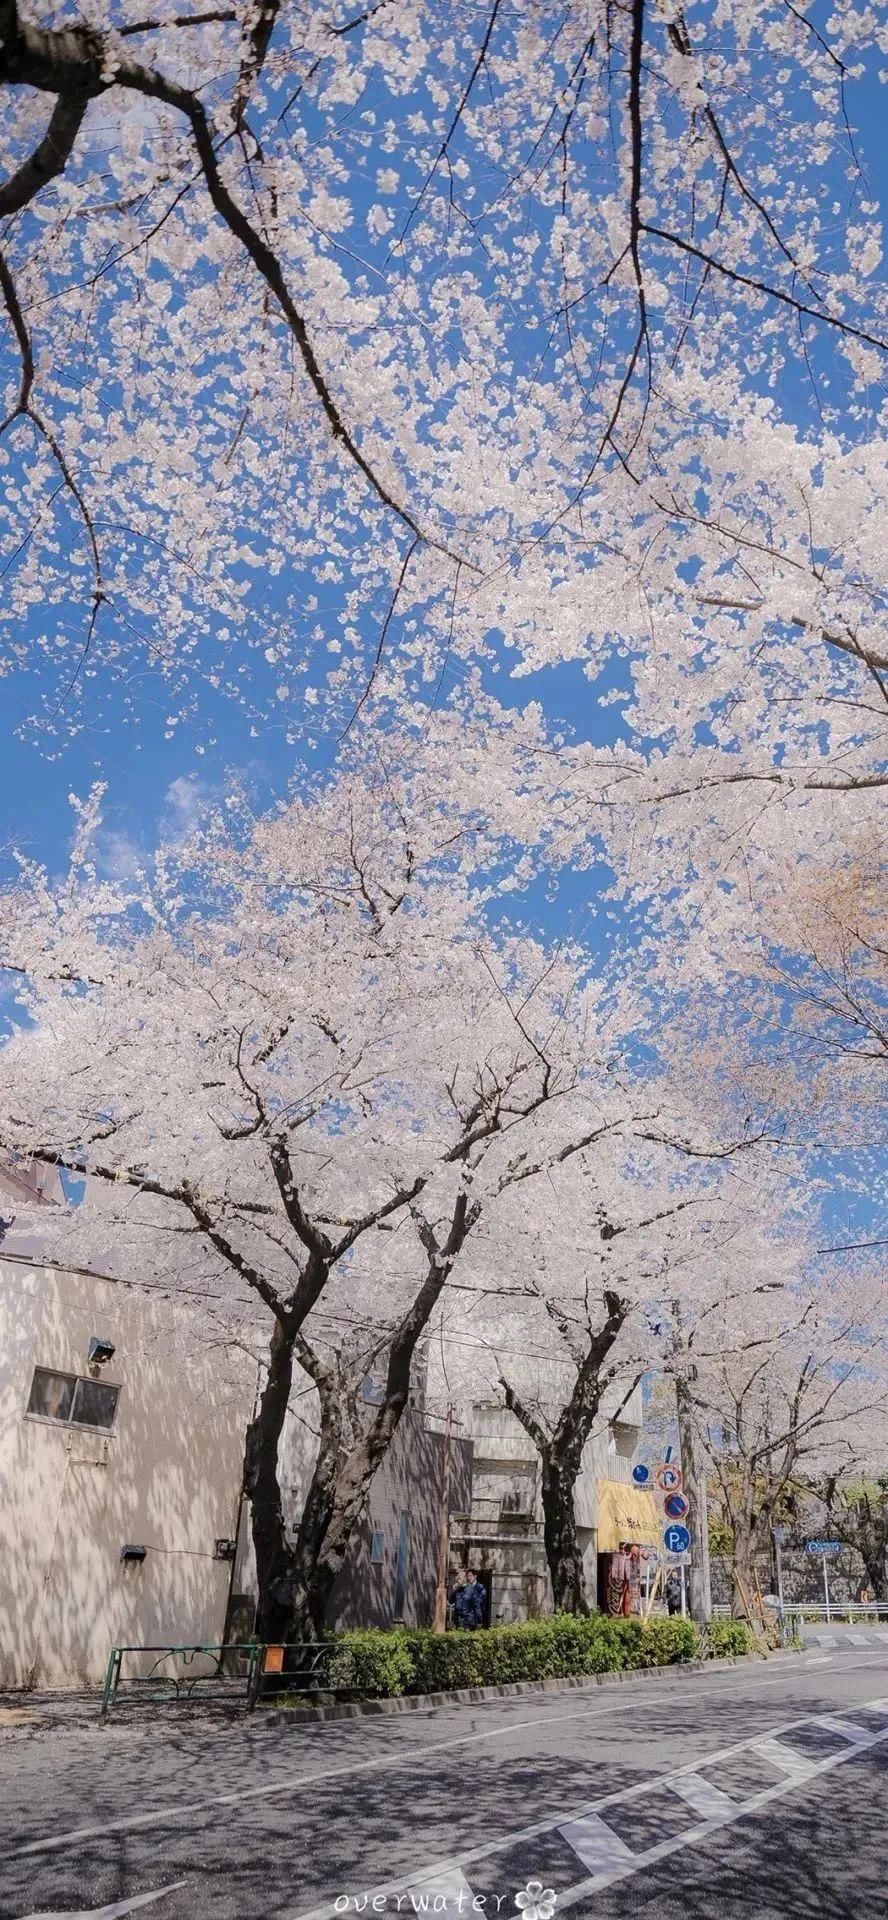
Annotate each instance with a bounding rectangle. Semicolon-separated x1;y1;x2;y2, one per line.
258;1650;784;1726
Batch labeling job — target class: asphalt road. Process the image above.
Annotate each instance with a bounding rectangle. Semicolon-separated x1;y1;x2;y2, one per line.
2;1648;888;1920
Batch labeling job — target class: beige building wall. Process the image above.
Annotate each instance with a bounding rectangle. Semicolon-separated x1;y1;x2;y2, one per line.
0;1256;254;1689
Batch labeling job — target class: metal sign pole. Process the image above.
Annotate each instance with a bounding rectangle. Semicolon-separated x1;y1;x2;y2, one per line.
775;1536;785;1613
823;1553;831;1623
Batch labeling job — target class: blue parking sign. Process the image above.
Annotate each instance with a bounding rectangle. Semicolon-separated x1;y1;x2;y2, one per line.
663;1523;691;1555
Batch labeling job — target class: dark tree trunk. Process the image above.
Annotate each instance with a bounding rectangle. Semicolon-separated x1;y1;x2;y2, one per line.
860;1544;888;1601
540;1453;589;1615
285;1376;413;1638
502;1288;628;1618
244;1189;477;1644
243;1315;296;1644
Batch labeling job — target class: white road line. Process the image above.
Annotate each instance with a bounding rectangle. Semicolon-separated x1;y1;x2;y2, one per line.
283;1691;888;1920
557;1813;634;1876
14;1660;871;1862
668;1773;735;1820
556;1714;888;1911
812;1715;872;1743
751;1736;817;1779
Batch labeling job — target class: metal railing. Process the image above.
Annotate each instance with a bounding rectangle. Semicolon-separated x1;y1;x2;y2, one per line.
100;1642;259;1716
100;1639;351;1716
780;1603;888;1626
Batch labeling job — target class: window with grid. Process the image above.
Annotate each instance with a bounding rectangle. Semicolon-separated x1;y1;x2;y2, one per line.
26;1367;119;1432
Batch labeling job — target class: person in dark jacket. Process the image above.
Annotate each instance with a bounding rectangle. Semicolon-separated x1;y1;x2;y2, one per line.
665;1570;683;1617
449;1568;486;1629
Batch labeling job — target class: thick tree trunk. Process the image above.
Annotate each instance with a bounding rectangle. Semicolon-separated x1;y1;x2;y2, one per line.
285;1389;410;1638
730;1513;758;1620
243;1315;296;1644
540;1453;589;1615
245;1192;475;1644
856;1527;888;1601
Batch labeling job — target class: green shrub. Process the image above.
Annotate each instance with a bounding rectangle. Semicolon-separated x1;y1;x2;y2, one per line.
400;1613;648;1693
289;1606;750;1706
705;1617;757;1658
638;1616;700;1665
325;1627;415;1697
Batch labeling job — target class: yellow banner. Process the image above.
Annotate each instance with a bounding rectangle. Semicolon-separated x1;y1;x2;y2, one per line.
596;1479;660;1551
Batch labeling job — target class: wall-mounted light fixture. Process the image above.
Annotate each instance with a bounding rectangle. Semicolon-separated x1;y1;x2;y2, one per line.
120;1543;147;1564
88;1336;116;1370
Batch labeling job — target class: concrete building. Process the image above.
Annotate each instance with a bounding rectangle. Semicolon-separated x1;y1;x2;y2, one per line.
451;1382;657;1620
0;1247;253;1689
0;1161;656;1679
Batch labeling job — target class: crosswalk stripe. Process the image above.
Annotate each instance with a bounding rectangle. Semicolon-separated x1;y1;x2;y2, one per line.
814;1716;872;1743
668;1773;735;1820
749;1737;817;1778
558;1812;634;1874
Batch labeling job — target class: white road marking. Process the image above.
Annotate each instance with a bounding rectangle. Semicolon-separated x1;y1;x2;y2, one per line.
668;1773;735;1820
812;1715;872;1743
813;1635;836;1648
556;1713;888;1911
750;1736;817;1779
13;1660;867;1862
557;1813;634;1875
284;1692;888;1920
848;1634;870;1647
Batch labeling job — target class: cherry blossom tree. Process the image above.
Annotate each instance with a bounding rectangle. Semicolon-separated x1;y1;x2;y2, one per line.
0;717;652;1639
807;1471;888;1602
1;0;886;760
441;1119;788;1614
692;1264;888;1619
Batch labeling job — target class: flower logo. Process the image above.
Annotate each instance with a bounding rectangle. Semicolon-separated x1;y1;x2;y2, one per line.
514;1881;556;1920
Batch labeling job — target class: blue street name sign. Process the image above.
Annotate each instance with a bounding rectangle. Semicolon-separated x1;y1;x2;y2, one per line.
663;1523;691;1555
632;1464;651;1485
805;1539;842;1557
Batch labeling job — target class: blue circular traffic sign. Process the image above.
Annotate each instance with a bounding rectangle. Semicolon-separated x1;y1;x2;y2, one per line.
632;1464;650;1485
664;1492;690;1520
663;1523;691;1555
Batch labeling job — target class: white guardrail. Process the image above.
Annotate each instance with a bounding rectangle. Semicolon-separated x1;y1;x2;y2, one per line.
713;1601;888;1625
780;1602;888;1622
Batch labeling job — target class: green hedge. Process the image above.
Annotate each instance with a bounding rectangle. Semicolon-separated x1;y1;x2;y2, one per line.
705;1618;757;1658
272;1611;761;1706
298;1612;725;1701
325;1628;415;1697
